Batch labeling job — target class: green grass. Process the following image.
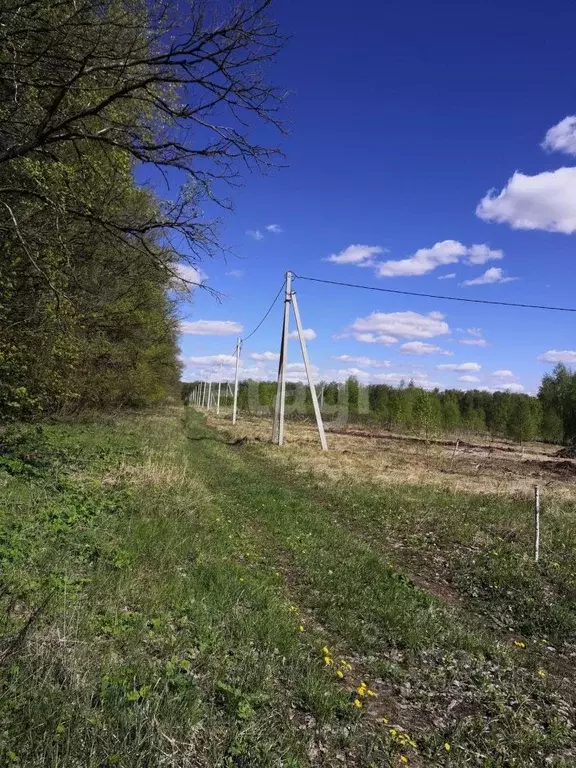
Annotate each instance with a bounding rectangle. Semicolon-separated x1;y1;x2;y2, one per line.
1;409;576;766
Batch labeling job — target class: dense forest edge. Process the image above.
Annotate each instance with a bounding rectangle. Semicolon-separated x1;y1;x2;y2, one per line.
0;0;284;420
182;363;576;445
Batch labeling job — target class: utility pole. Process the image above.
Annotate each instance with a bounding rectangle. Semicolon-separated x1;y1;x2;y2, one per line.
291;291;327;450
217;364;222;415
232;337;242;425
273;271;291;446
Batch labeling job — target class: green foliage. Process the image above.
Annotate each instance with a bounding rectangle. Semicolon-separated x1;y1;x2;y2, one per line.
212;375;576;444
538;364;576;443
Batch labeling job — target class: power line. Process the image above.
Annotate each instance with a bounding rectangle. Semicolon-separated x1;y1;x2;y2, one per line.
241;282;285;342
292;273;576;313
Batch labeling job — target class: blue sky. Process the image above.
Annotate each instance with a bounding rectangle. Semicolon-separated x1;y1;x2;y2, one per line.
177;0;576;394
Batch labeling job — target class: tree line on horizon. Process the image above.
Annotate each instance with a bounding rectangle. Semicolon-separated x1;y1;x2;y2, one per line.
0;0;283;420
182;363;576;444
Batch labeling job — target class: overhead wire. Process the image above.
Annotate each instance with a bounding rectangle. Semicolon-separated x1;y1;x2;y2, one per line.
241;281;285;342
291;273;576;313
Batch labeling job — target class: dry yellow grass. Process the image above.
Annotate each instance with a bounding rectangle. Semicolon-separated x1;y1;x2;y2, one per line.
206;409;576;500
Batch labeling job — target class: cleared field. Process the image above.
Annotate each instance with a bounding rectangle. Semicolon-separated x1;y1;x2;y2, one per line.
210;410;576;499
2;408;576;766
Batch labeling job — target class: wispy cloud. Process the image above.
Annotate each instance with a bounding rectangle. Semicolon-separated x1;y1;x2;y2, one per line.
265;224;283;234
226;269;244;278
325;244;385;266
180;320;243;336
437;272;456;280
538;349;576;363
458;327;488;346
462;267;517;286
491;369;514;378
246;229;264;241
459;375;481;383
399;341;452;356
437;362;481;372
288;328;317;341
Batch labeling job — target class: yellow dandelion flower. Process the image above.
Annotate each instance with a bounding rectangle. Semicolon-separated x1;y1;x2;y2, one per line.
353;698;362;708
298;625;304;632
321;646;330;655
513;640;525;648
400;757;408;765
324;656;333;665
382;717;389;724
336;670;344;678
538;669;546;678
389;729;397;737
367;689;377;697
239;577;244;583
444;743;451;752
356;684;367;696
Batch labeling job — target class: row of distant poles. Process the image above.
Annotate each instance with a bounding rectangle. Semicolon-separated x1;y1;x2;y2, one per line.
188;271;328;450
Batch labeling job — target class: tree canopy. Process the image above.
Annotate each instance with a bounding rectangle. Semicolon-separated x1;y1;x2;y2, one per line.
0;0;284;418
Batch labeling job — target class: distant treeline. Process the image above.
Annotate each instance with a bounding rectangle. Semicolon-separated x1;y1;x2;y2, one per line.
183;363;576;444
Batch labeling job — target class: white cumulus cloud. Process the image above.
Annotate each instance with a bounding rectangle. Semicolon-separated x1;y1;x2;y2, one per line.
325;244;385;265
288;328;317;341
542;116;576;156
340;310;449;343
538;349;576;363
172;264;207;293
476;167;576;234
266;224;283;234
459;375;481;383
493;382;525;393
437;362;481;372
180;320;243;336
376;240;503;278
246;229;264;240
492;369;514;378
332;355;391;367
400;341;452;356
463;267;517;286
186;354;236;366
250;351;280;361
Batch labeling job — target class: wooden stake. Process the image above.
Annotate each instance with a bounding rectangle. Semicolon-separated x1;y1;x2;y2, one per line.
450;439;460;466
534;485;540;563
216;366;222;415
232;337;241;425
291;291;328;451
207;376;212;410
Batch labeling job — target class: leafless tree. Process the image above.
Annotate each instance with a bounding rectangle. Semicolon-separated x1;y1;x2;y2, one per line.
0;0;286;273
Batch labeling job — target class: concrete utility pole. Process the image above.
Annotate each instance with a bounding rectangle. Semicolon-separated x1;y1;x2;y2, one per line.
216;364;222;415
273;271;291;445
232;337;242;425
291;291;327;451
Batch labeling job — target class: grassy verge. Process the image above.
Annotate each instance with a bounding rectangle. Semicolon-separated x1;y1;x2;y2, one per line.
1;409;575;766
